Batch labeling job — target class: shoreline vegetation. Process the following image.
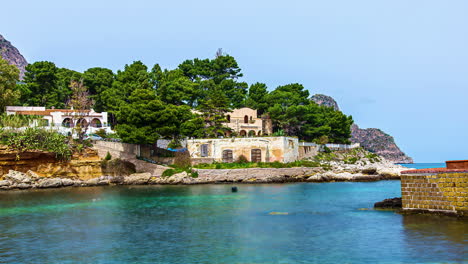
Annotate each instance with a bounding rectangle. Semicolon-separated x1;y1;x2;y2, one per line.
0;51;409;192
0;145;407;191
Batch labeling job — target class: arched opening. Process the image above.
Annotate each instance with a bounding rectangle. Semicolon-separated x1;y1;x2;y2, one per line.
248;130;256;137
222;149;233;163
240;130;247;136
62;118;72;128
244;115;248;124
90;118;102;128
226;115;231;123
257;131;262;136
76;118;88;128
250;116;253;121
251;149;261;163
224;131;232;137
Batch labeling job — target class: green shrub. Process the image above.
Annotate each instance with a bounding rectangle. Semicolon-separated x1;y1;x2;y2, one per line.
105;151;112;161
95;129;107;138
236;154;248;164
162;169;176;177
1;127;72;160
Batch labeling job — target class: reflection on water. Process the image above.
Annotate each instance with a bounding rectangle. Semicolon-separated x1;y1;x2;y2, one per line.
0;182;466;264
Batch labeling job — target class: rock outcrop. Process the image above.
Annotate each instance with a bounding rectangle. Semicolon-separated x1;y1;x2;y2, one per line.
311;94;339;111
0;34;28;79
311;94;413;164
374;197;402;209
350;124;413;164
0;145;103;180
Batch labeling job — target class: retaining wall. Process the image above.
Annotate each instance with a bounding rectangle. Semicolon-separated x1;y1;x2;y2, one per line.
401;172;468;216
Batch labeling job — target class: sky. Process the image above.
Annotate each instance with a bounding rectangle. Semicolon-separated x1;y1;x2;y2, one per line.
2;0;468;162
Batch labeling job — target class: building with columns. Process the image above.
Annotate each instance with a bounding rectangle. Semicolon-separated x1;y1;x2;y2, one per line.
5;106;113;135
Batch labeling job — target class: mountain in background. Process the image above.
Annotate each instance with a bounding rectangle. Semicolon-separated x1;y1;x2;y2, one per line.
0;34;28;79
311;94;413;163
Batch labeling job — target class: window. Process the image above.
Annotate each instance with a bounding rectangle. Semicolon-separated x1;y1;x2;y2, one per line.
251;149;261;163
226;115;231;122
244;115;248;123
200;144;209;157
222;149;233;163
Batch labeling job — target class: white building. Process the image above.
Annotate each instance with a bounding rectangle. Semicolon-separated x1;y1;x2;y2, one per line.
5;106;113;135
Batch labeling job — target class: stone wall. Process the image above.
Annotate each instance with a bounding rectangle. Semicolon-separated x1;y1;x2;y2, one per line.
401;172;468;216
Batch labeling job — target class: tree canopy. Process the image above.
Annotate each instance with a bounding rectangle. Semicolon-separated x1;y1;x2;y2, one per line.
13;51;354;144
0;57;20;113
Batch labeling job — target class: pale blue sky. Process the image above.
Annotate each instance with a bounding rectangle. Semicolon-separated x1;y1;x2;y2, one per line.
2;0;468;162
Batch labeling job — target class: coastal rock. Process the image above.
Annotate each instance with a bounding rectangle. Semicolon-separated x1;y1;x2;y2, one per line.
37;178;62;188
351;124;413;164
4;170;31;183
124;173;151;185
16;183;31;189
0;180;11;187
374;197;402;209
61;178;75;186
311;93;413;164
26;170;41;180
376;168;401;179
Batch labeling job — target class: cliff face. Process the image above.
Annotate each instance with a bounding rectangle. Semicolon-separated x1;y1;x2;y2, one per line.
311;94;413;163
0;146;103;180
0;34;28;79
350;124;413;163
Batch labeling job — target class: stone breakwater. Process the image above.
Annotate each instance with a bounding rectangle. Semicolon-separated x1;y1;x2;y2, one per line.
0;161;407;190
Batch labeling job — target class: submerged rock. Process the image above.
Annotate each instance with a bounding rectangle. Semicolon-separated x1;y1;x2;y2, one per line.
374;197;402;209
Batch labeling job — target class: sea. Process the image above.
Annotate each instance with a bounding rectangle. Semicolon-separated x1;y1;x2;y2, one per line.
398;163;446;170
0;179;466;263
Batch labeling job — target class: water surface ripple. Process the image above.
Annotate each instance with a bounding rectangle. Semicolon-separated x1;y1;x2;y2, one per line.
0;182;466;263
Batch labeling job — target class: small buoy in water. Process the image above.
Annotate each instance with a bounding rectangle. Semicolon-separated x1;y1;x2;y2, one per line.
231;186;238;192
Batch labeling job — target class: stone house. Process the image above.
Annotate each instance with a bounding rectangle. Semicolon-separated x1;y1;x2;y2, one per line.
187;136;299;164
224;107;271;137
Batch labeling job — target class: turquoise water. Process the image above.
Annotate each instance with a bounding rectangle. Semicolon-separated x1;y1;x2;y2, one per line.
398;163;446;169
0;182;466;263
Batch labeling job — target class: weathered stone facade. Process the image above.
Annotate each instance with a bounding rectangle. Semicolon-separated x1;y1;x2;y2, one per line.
401;172;468;216
224;108;264;136
187;137;299;164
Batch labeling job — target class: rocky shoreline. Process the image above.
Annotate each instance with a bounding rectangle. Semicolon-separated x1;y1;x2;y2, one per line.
0;161;408;191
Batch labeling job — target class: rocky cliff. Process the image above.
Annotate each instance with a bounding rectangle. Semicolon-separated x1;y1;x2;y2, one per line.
311;94;413;163
310;94;339;111
0;145;103;180
350;124;413;163
0;34;28;79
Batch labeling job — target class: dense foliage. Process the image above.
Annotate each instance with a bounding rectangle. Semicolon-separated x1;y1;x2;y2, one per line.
0;57;20;113
3;49;353;144
0;127;72;160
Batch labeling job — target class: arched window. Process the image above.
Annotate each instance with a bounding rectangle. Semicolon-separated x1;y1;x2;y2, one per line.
76;118;88;128
222;149;233;163
91;118;102;128
251;149;261;163
240;130;247;136
62;118;72;128
226;115;231;122
244;115;248;123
